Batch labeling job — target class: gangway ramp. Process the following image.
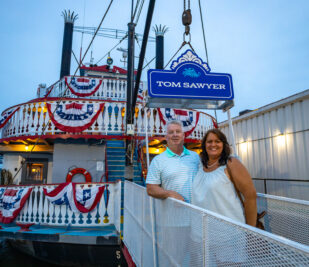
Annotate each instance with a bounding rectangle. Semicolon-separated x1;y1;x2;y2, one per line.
123;181;309;267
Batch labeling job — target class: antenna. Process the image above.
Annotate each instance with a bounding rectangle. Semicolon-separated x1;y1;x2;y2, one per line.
117;47;128;68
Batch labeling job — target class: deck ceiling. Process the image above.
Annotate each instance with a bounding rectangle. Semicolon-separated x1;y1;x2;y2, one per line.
0;137;53;152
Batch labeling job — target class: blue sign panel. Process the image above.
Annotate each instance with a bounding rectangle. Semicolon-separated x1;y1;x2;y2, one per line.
147;50;234;100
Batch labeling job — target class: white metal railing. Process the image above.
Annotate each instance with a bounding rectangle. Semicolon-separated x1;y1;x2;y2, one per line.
257;193;309;247
123;181;309;267
11;182;121;228
1;100;214;140
40;76;144;101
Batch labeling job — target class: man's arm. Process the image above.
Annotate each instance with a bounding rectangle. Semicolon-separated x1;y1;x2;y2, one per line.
146;184;184;201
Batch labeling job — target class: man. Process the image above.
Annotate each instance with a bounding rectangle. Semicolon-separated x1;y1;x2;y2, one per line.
146;120;200;203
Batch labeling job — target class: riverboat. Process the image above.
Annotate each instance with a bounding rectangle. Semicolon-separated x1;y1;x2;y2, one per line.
1;4;309;267
0;8;216;266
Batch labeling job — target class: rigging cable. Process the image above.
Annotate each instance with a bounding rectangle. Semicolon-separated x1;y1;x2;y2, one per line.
134;0;145;24
135;35;151;70
132;0;141;22
198;0;209;64
198;0;215;121
72;50;80;65
142;56;155;70
12;0;114;182
164;0;194;69
79;0;114;68
79;0;86;63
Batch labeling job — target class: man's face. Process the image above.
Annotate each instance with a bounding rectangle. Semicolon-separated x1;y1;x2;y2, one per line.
166;123;185;148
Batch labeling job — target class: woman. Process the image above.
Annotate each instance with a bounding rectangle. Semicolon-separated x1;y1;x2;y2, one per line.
192;129;257;266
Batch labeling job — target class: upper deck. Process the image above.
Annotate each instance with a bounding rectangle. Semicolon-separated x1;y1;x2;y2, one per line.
0;75;216;145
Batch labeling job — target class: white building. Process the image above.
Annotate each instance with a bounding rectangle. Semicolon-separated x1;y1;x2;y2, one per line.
220;89;309;200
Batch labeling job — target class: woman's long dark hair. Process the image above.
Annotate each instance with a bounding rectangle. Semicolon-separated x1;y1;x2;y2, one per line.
200;129;231;168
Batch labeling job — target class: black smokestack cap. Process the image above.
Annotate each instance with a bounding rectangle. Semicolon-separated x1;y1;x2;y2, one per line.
153;25;168;70
60;10;78;79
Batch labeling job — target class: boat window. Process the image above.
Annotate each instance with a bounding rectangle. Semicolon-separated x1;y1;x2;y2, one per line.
21;158;48;185
26;163;44;182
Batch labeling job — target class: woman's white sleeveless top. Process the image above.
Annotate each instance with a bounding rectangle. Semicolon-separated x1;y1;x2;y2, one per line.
192;164;245;224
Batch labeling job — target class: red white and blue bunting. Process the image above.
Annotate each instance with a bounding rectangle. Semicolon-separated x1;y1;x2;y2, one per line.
158;108;200;137
0;107;20;129
43;183;105;213
65;77;102;97
0;187;33;223
137;87;145;102
47;101;104;133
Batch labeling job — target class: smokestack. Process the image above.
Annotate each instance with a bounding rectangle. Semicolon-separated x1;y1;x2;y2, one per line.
154;25;168;69
60;10;78;79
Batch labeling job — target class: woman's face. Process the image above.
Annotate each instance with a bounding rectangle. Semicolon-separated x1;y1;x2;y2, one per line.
205;132;224;159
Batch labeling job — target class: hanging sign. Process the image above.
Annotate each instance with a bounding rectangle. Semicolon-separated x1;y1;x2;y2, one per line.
147;49;234;101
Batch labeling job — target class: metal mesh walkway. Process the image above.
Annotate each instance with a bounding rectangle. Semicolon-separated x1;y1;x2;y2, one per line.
123;181;309;267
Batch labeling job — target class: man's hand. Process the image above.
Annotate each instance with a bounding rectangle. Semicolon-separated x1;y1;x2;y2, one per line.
166;190;185;201
146;184;185;201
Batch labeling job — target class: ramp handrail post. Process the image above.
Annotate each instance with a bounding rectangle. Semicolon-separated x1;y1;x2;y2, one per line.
227;109;237;156
144;104;157;266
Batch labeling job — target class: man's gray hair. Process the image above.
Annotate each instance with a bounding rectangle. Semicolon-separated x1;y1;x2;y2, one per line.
166;120;184;131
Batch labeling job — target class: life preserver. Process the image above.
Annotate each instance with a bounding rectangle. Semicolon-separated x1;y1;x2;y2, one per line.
66;168;92;183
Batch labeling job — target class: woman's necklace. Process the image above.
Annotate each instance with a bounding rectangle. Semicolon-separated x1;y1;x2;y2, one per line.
207;160;218;168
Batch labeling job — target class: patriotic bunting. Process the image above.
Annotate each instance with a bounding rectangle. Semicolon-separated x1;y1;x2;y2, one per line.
43;183;105;213
212;117;218;129
158;108;200;137
0;187;33;223
137;87;145;102
47;101;104;132
0;107;20;129
65;77;102;97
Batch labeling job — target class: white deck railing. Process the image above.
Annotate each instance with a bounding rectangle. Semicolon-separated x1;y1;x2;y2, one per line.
38;76;144;101
1;100;214;140
123;181;309;267
9;182;121;229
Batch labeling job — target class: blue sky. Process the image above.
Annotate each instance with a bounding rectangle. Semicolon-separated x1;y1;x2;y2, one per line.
0;0;308;122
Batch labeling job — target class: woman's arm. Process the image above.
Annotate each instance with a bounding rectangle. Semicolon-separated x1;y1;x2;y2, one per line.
227;158;257;227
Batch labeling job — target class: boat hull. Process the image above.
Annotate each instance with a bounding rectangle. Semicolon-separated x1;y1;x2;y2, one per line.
8;239;127;266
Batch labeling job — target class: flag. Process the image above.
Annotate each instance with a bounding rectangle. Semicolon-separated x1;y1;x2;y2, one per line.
0;107;20;129
43;183;105;213
0;187;33;223
158;108;200;137
65;77;102;97
46;101;104;133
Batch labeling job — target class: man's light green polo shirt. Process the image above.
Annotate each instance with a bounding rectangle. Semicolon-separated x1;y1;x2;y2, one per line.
146;146;200;203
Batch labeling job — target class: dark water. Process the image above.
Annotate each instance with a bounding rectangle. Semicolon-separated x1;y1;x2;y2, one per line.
0;239;59;267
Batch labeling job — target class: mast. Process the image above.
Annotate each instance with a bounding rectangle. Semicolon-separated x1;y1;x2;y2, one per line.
125;22;136;130
130;0;156;122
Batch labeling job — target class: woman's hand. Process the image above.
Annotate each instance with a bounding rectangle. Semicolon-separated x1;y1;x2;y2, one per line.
227;157;257;227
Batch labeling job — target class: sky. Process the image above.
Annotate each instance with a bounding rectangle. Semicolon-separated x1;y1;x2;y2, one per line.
0;0;308;122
